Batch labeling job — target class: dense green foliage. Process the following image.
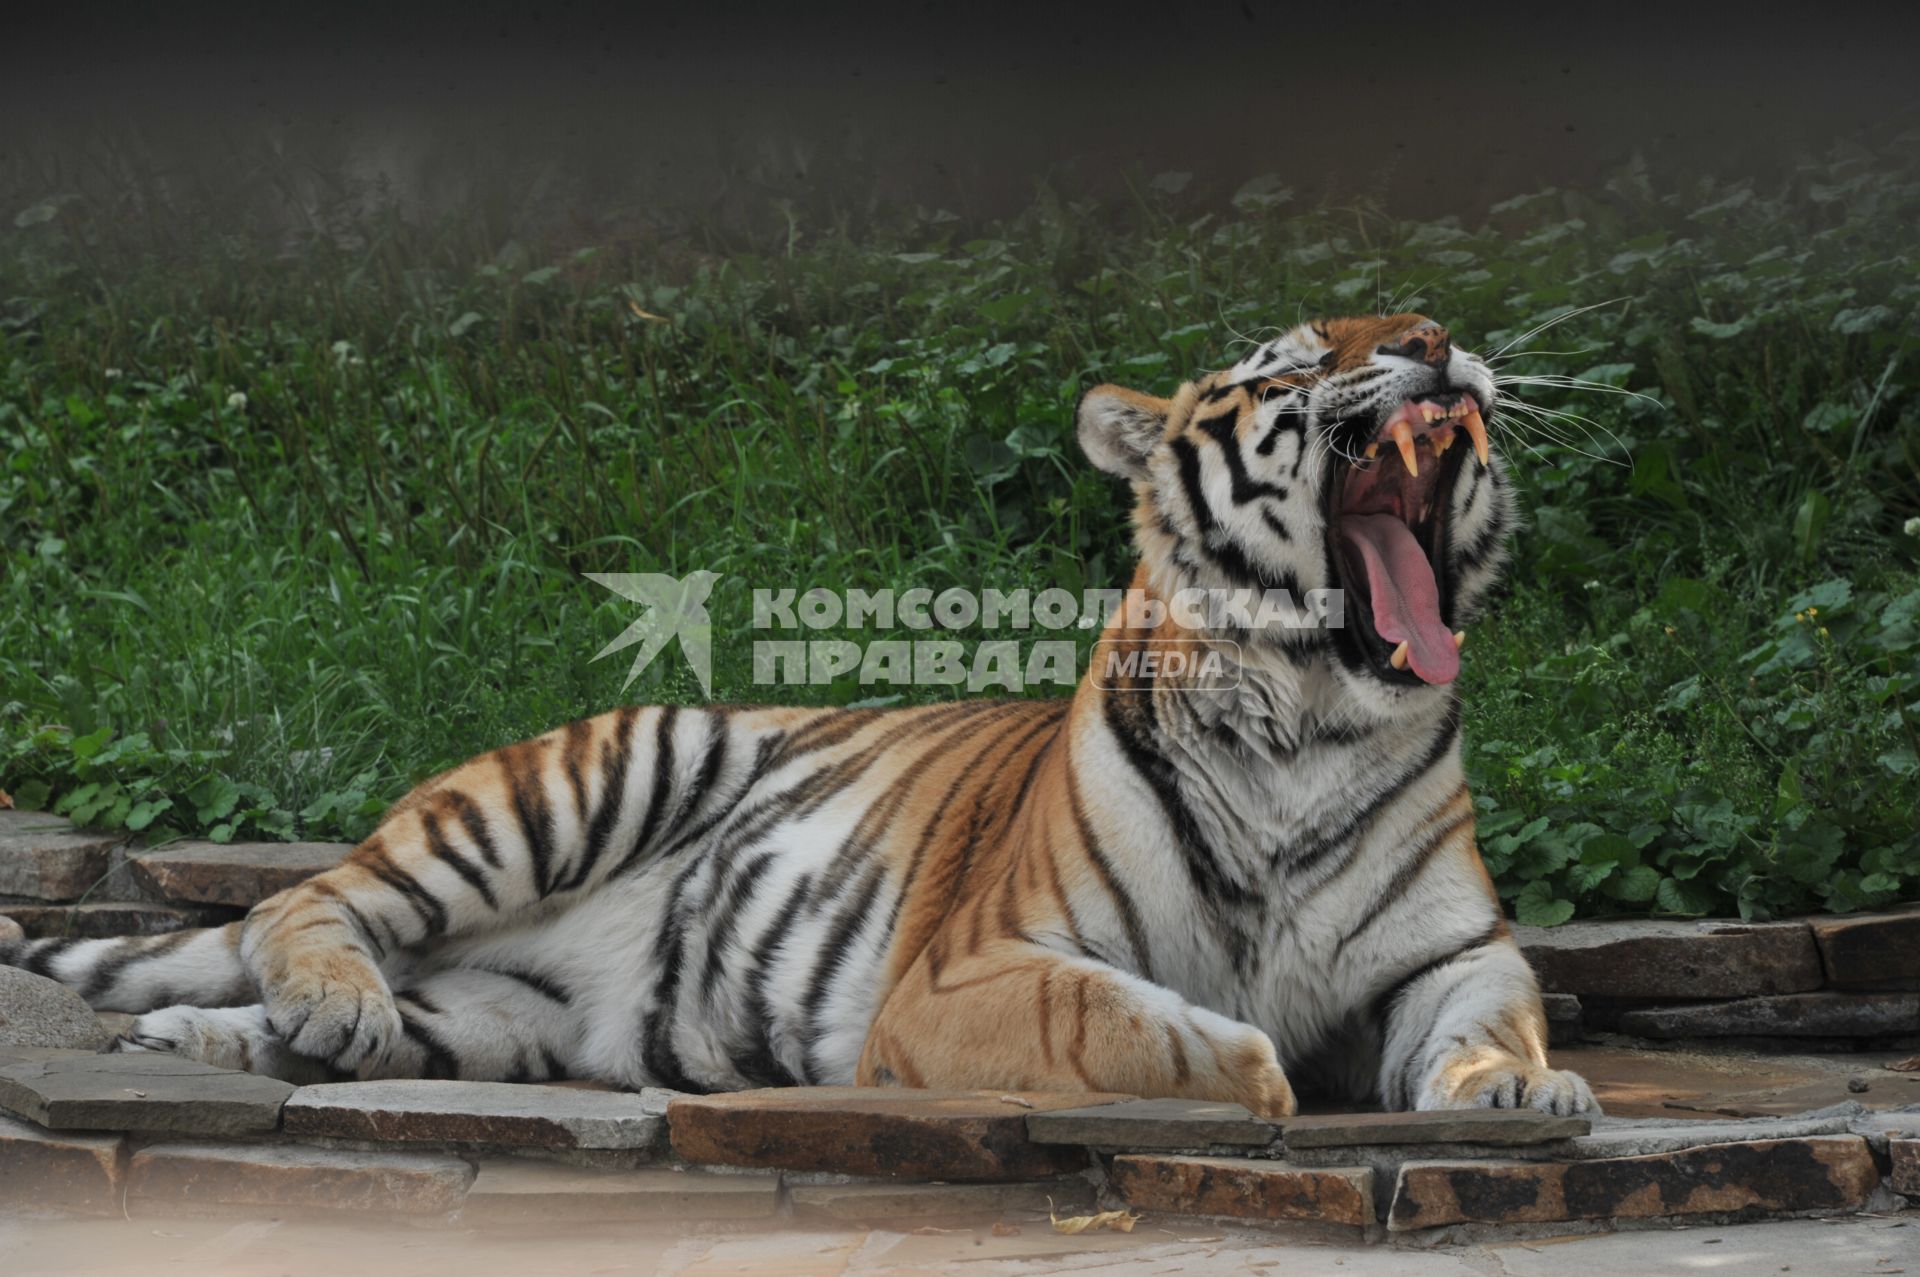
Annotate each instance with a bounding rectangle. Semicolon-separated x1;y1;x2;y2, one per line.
3;151;1917;923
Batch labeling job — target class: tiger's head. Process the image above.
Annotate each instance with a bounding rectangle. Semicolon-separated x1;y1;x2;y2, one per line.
1077;313;1514;706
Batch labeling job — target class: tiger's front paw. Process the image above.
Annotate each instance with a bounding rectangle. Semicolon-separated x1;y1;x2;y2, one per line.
1189;1009;1297;1118
1419;1053;1598;1116
1239;1057;1299;1120
258;954;401;1072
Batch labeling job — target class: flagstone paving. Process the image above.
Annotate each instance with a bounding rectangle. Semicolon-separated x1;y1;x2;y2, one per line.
0;1212;1912;1276
127;1142;476;1217
1387;1134;1881;1231
0;810;124;901
786;1178;1096;1224
1615;990;1920;1039
0;1052;294;1134
0;900;237;939
667;1086;1129;1180
460;1160;778;1222
128;841;348;907
1280;1109;1590;1149
2;807;1918;1241
282;1079;673;1151
1515;918;1827;999
1809;904;1920;988
1023;1096;1276;1150
0;1115;125;1217
1110;1154;1376;1225
1550;1043;1920;1118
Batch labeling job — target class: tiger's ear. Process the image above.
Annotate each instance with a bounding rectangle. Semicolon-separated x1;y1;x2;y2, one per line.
1076;384;1172;480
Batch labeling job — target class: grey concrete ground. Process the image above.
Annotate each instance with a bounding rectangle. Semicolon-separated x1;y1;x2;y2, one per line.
1;1212;1914;1277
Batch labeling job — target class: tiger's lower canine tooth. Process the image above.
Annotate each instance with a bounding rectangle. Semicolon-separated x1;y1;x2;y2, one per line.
1364;442;1380;459
1463;406;1491;465
1389;640;1410;670
1389;420;1419;477
1453;630;1466;649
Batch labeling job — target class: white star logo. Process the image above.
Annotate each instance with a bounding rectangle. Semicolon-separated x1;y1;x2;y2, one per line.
586;570;722;697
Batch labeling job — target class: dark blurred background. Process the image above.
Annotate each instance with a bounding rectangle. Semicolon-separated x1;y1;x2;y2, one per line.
4;0;1915;241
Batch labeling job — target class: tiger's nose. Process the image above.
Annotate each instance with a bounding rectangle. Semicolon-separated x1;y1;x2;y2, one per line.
1378;320;1451;365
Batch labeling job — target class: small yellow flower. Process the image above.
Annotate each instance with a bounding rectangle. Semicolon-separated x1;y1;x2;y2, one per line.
1663;625;1676;636
1818;626;1829;637
1795;611;1807;623
1807;607;1819;618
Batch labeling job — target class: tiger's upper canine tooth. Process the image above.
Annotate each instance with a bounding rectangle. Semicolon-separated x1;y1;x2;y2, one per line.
1462;405;1491;465
1389;419;1419;476
1389;640;1411;670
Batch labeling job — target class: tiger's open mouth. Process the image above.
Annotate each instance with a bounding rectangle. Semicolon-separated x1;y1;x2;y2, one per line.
1327;391;1487;686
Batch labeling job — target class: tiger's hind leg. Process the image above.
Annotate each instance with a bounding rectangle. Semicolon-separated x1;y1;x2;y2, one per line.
113;966;584;1084
109;1004;334;1084
858;940;1296;1117
370;967;584;1081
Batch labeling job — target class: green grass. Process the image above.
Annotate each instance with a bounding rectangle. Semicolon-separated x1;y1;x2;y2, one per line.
2;151;1917;923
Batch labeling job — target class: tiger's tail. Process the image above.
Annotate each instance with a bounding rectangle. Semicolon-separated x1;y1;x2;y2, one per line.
1;923;254;1012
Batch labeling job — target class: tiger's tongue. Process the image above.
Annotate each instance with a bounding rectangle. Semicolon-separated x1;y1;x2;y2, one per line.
1339;513;1459;684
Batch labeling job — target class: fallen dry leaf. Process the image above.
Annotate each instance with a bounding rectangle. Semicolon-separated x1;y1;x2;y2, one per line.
0;789;12;809
626;300;669;323
1048;1198;1139;1235
998;1094;1035;1109
990;1223;1021;1237
1886;1056;1920;1073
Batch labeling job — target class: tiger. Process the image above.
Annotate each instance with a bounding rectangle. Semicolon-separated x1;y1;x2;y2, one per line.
2;313;1595;1117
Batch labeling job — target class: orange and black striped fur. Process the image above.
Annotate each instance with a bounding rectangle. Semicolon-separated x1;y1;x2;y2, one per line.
3;315;1594;1115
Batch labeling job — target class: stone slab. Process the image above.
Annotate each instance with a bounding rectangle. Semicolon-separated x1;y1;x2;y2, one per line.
462;1159;778;1221
1281;1109;1589;1149
1111;1154;1374;1226
667;1087;1131;1181
0;811;123;902
1516;919;1823;999
0;913;21;945
0;1114;126;1215
789;1178;1096;1223
1542;992;1583;1046
127;1141;474;1216
1893;1138;1919;1195
1568;1114;1858;1159
1389;1135;1878;1231
0;900;239;939
0;967;110;1050
281;1079;672;1150
1025;1097;1275;1150
1615;992;1920;1039
1555;1044;1920;1119
0;1052;293;1134
129;841;349;907
0;1045;96;1067
1810;906;1920;989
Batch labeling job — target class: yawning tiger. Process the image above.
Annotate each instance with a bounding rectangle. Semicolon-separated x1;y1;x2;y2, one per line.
3;313;1595;1116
